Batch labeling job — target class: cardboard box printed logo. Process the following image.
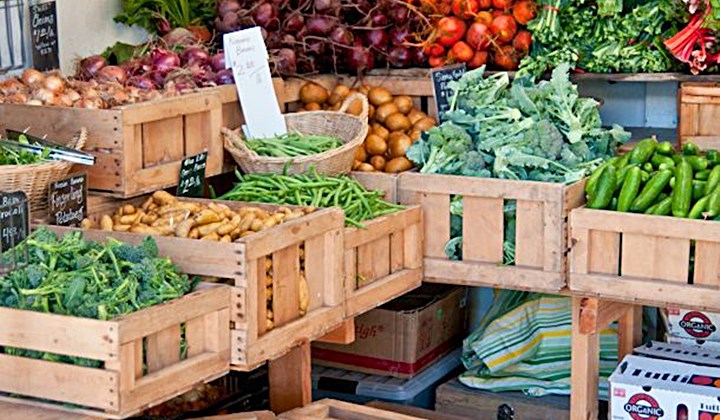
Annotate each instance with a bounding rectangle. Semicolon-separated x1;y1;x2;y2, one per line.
679;311;718;339
623;393;665;420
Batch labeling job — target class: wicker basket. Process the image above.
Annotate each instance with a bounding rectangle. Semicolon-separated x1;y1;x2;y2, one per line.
223;93;369;175
0;127;87;214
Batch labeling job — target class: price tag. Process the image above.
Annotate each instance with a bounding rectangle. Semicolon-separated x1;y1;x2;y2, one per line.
177;152;208;197
430;64;467;121
29;1;60;71
48;174;87;227
0;191;29;252
223;27;287;138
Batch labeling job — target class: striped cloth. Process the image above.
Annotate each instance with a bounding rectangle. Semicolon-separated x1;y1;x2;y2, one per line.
459;290;618;398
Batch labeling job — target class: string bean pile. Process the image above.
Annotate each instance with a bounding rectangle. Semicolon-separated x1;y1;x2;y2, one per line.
219;170;405;228
244;131;344;158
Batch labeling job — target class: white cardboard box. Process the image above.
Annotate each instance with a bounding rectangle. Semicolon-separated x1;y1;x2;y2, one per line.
667;335;720;351
610;355;720;420
667;308;720;342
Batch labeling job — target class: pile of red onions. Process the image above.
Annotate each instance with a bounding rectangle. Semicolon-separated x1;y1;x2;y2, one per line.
76;45;234;92
215;0;430;75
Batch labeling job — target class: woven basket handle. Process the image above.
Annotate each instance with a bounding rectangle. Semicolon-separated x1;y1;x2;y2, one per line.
338;92;369;121
69;127;88;151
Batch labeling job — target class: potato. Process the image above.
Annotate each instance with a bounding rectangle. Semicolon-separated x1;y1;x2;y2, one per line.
408;129;422;141
374;103;399;123
113;224;131;232
344;98;364;116
353;159;362;170
388;134;413;159
141;197;154;212
188;227;200;239
385;113;411;132
413;117;436;132
407;109;426;125
354;145;368;163
385;157;414;173
299;275;309;315
152;190;176;206
130;225;160;234
364;134;387;156
217;215;241;236
372;123;390;140
393;96;414;114
368;104;375;120
305;102;322;111
119;213;141;225
175;218;195;238
299;82;329;105
122;204;136;215
357;162;375;172
194;209;221;225
368;87;393;106
141;213;159;224
81;218;95;229
328;84;350;105
250;218;264;232
357;84;371;96
200;232;220;241
239;213;256;231
220;235;232;243
370;155;386;171
198;222;223;236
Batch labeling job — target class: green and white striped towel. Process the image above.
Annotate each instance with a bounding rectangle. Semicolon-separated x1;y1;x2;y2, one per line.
459;290;618;398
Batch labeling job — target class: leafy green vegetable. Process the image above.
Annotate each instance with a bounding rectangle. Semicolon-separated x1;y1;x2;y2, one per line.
0;228;196;367
114;0;215;35
0;134;51;166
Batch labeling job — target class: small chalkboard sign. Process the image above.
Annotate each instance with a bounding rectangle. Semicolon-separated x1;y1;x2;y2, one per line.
30;1;60;71
49;174;87;227
430;63;467;120
177;152;208;197
0;191;29;252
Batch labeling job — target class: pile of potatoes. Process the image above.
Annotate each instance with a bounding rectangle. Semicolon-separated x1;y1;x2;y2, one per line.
297;82;437;173
81;191;314;241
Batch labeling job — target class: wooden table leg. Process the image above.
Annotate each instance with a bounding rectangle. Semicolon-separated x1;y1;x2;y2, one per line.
571;297;600;420
315;318;355;345
617;306;642;359
269;339;312;414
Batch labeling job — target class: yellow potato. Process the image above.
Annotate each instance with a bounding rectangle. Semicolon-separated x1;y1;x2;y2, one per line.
113;224;131;232
250;218;264;232
239;213;256;231
152;190;176;206
188;227;200;239
220;234;232;243
140;197;154;212
299;275;309;315
121;204;136;215
175;218;195;238
200;232;220;241
130;225;159;234
141;213;159;225
80;218;95;229
197;221;223;236
119;213;141;225
217;215;241;236
194;209;222;226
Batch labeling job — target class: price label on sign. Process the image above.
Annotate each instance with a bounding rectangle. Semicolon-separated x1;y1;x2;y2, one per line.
29;1;60;71
177;152;208;197
0;192;29;252
223;27;287;138
430;64;467;121
49;174;87;227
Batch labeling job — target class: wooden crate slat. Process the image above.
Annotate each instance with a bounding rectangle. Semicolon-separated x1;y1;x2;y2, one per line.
588;230;620;275
621;234;689;283
141;116;184;168
272;245;301;328
345;270;422;318
146;324;182;373
0;354;118;411
0;307;117;361
425;259;563;292
462;196;504;263
255;258;268;338
185;315;206;358
419;193;450;259
694;241;720;286
357;242;375;284
680;83;720;146
371;236;392;282
304;235;327;312
279;399;428;420
390;231;405;273
542;200;565;272
515;200;544;268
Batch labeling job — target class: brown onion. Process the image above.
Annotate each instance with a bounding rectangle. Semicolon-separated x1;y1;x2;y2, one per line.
22;69;45;86
96;66;128;84
43;75;65;93
33;88;55;103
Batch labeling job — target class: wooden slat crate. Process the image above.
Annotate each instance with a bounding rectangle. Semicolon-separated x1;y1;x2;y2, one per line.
397;172;586;292
568;208;720;312
278;399;427;420
74;195;346;371
351;171;400;203
0;282;230;419
216;80;286;130
679;83;720;148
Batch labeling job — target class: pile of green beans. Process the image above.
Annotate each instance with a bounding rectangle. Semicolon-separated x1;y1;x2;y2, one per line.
245;132;343;158
218;170;405;228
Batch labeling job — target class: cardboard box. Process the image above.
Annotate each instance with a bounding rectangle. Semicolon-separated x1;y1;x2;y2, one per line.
312;284;467;378
610;355;720;420
667;335;720;351
666;308;720;342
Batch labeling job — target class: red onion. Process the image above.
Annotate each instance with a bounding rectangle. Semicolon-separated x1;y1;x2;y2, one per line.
253;3;279;30
281;34;296;47
210;52;226;72
369;11;388;26
77;55;106;80
390;5;410;26
163;28;196;47
348;45;374;73
96;66;128;84
330;26;353;46
151;49;181;74
365;29;388;51
307;15;336;35
180;47;211;66
128;76;156;90
275;48;297;74
284;13;305;32
218;0;241;16
387;46;411;68
215;69;234;85
389;27;411;45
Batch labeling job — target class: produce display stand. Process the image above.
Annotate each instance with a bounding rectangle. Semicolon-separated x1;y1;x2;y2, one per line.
679;83;720;149
278;398;428;419
397;172;586;293
0;281;231;418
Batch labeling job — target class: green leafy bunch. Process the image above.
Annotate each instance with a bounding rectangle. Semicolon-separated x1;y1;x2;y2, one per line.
114;0;216;34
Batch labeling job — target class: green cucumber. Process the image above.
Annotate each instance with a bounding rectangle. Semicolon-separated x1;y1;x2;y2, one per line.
693;181;708;201
696;169;711;180
672;159;693;217
630;169;673;213
587;166;616;210
688;156;709;172
651;196;673;216
651;153;675;170
617;166;642;212
707;187;720;217
707;149;720;165
706;166;720;194
689;195;710;219
683;142;701;156
585;158;617;197
628;138;658;165
656;141;674;156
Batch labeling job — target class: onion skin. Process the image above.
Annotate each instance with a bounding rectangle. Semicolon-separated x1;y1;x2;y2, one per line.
95;66;128;85
22;69;45;86
76;55;106;80
215;69;234;85
210;52;226;72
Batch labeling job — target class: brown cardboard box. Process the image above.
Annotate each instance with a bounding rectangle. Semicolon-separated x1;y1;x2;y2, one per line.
312;284;467;378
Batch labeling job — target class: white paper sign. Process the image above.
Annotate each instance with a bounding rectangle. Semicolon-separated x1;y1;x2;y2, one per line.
223;27;287;138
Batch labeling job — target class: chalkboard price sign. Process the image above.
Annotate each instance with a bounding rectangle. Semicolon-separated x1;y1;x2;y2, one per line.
30;1;60;71
0;192;29;252
177;152;208;197
49;174;87;227
430;64;467;120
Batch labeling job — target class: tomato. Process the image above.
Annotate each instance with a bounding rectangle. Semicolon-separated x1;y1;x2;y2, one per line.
468;50;489;69
451;41;474;63
423;43;446;57
490;15;517;43
493;45;520;70
451;0;480;19
492;0;513;10
512;30;532;53
475;11;493;25
466;22;491;51
429;56;446;67
512;0;537;25
436;16;467;47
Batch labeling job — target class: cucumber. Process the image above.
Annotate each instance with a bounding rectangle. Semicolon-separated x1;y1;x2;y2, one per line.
651;196;673;216
672;159;693;217
693;181;707;201
617;166;642;212
683;142;701;156
630;169;673;213
585;158;617;197
656;141;674;156
587;166;616;210
706;166;720;195
651;153;675;170
696;169;711;180
688;156;709;172
707;187;720;217
707;149;720;166
689;195;710;219
628;138;658;165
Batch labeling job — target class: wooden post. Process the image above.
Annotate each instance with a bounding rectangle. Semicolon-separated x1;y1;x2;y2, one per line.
268;339;312;414
316;319;355;345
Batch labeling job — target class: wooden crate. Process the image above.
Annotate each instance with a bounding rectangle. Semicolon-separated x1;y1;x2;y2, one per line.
397;172;586;292
679;83;720;148
192;412;276;420
216;80;286;130
75;195;346;371
351;171;400;203
278;399;427;420
0;282;230;419
568;208;720;311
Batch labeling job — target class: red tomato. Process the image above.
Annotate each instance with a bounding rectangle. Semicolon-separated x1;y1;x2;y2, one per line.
451;0;480;19
423;43;446;57
429;56;446;67
468;50;489;69
512;30;532;53
493;45;520;70
466;22;491;50
490;15;518;43
492;0;514;10
512;0;537;25
451;41;474;62
436;16;468;47
475;11;493;25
